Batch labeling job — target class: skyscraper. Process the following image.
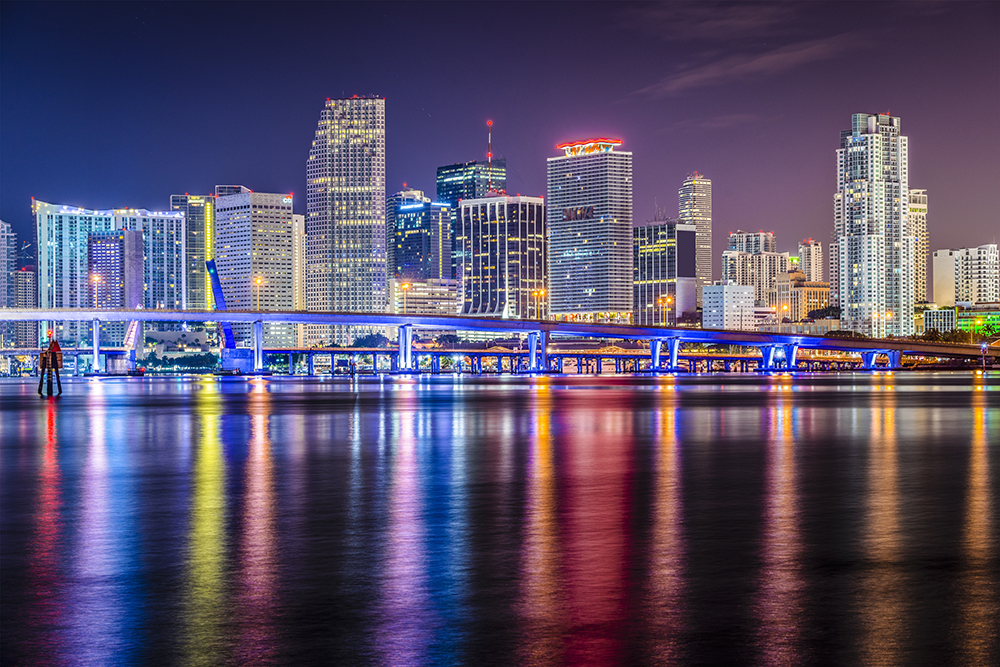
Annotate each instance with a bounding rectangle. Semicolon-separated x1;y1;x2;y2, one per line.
632;217;697;325
170;194;215;309
291;213;307;346
0;220;16;347
727;229;775;254
214;190;294;346
393;201;451;281
386;187;430;276
832;113;915;337
720;249;790;304
87;229;143;344
932;244;999;306
15;267;38;347
306;96;386;345
34;200;185;344
459;195;546;319
798;238;823;283
546;138;633;323
909;189;928;302
678;172;712;306
436;158;507;279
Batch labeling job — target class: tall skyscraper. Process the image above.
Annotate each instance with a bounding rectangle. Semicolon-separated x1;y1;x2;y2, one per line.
306;96;386;345
832;113;915;337
727;229;775;254
15;267;38;347
171;194;215;309
436;158;507;279
0;220;16;347
798;238;823;283
386;187;429;276
87;230;143;344
459;195;546;318
546;138;633;322
214;190;294;346
678;172;712;307
291;213;307;346
632;217;697;325
393;201;451;281
909;189;928;302
34;200;185;344
932;244;999;306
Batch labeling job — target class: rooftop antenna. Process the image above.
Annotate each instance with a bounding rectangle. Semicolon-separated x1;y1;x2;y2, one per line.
487;120;493;193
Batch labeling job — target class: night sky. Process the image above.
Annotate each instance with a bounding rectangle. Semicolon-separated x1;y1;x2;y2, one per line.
2;1;998;275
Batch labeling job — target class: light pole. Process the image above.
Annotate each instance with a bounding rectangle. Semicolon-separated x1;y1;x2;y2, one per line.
401;282;412;314
658;295;673;325
91;273;101;308
532;289;547;319
254;276;263;311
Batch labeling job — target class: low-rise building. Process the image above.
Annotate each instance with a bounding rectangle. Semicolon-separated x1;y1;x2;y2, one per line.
769;270;831;322
702;281;754;331
924;308;956;333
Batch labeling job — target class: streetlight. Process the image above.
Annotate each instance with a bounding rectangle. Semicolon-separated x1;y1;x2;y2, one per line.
658;295;673;325
532;288;547;319
91;273;102;308
254;276;264;311
401;282;412;314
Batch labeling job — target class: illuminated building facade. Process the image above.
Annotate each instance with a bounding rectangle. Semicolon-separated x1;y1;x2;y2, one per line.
459;195;546;318
798;238;823;283
908;189;928;301
215;190;295;346
306;97;387;345
393;201;451;281
0;220;15;347
436;159;507;280
678;172;712;306
832;113;915;337
702;281;754;330
386;188;429;275
546;139;632;322
87;230;143;344
35;200;185;344
292;213;306;346
632;217;697;325
727;229;775;254
720;249;790;305
933;244;999;306
170;193;215;309
15;267;38;346
769;269;831;322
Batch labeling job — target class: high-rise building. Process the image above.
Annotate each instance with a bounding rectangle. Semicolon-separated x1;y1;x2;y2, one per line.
306;97;387;345
459;195;546;318
702;282;754;331
909;189;928;302
720;249;790;304
932;244;999;306
770;269;831;322
34;200;185;344
215;185;251;197
291;212;307;347
727;229;775;254
15;267;38;347
679;172;712;306
214;190;295;346
386;188;429;275
171;194;215;309
798;238;823;283
0;220;16;347
436;159;507;280
393;201;451;281
632;217;697;325
87;230;144;344
546;138;632;322
832;113;916;337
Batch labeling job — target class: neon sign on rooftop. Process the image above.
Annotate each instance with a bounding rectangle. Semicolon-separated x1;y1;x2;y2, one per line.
556;138;623;157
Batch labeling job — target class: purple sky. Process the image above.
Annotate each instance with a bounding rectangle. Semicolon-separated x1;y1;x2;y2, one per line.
2;1;998;275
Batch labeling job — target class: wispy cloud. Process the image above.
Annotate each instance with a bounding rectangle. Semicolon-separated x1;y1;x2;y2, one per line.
624;2;800;42
635;33;859;97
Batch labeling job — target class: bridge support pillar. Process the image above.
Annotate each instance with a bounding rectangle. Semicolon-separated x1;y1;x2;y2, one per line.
783;344;799;370
432;355;441;373
528;330;548;372
650;339;663;371
253;320;264;372
398;325;413;371
666;337;681;371
761;345;777;371
92;318;101;373
861;350;878;370
288;353;294;375
307;353;315;376
886;350;902;369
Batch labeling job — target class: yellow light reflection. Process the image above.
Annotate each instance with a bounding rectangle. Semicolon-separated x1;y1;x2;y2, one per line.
859;380;902;666
519;379;564;664
182;378;228;666
958;382;995;662
754;398;802;665
649;383;686;663
235;379;277;663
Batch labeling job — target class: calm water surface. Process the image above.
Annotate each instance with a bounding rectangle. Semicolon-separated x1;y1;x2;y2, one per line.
1;372;997;666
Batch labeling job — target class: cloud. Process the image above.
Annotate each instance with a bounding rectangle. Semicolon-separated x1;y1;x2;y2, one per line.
635;34;859;97
623;2;801;41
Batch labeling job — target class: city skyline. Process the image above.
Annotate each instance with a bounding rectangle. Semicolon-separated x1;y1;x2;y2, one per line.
2;2;997;268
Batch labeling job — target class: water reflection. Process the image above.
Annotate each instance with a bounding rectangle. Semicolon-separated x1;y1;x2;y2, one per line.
182;379;229;666
859;379;904;665
25;399;65;664
519;380;564;664
959;383;996;662
235;379;278;663
754;392;803;666
648;382;686;663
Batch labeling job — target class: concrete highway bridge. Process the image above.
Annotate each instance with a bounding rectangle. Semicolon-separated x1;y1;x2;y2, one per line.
1;308;993;374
